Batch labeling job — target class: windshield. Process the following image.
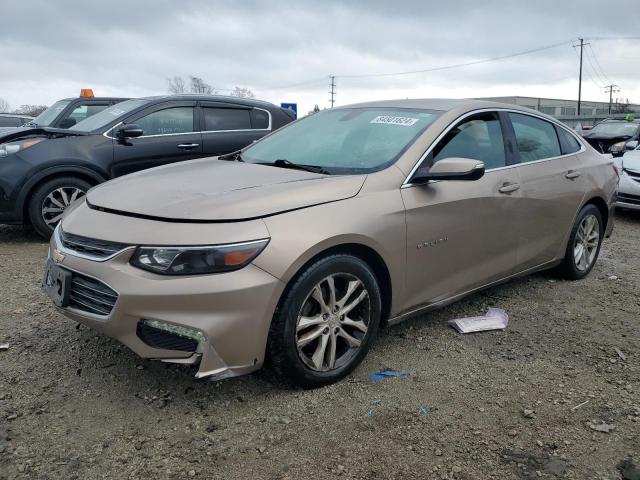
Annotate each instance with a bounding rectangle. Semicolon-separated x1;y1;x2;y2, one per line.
241;107;441;174
592;121;639;137
70;99;149;132
30;100;71;127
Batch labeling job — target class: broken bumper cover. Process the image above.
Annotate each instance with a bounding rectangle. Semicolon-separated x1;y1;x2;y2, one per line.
47;232;284;380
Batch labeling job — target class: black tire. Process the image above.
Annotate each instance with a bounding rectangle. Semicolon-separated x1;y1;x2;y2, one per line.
267;254;382;388
557;204;603;280
28;176;91;239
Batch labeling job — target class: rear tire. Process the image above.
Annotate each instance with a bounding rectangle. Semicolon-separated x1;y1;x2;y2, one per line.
28;177;91;239
557;204;603;280
267;254;381;388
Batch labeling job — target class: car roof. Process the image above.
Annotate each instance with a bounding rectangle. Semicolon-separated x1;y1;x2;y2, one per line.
0;113;33;118
335;98;548;115
59;97;129;102
135;94;281;109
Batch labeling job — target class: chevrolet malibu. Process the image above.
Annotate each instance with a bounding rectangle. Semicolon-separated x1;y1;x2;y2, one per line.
44;99;617;388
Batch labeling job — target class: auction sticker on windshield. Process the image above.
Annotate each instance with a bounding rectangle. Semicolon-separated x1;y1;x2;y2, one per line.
370;116;419;126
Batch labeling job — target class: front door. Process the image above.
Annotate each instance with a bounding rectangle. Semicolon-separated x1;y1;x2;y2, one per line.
400;111;521;310
111;101;203;177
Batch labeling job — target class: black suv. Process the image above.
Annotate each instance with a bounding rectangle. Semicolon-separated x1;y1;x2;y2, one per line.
0;95;295;237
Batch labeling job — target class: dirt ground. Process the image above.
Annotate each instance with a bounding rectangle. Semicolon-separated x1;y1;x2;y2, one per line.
0;212;638;480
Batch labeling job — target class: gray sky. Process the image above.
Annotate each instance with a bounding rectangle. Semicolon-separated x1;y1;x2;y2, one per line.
1;0;639;115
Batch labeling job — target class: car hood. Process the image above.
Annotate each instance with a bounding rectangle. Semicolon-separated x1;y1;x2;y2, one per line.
621;151;640;172
86;158;366;221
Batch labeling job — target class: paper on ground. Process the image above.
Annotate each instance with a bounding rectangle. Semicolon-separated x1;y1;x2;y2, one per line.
448;308;508;333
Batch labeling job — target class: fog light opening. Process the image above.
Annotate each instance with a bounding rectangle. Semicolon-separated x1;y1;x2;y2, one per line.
140;319;206;354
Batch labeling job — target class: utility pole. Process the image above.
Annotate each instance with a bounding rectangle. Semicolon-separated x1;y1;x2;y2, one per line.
329;75;336;108
604;84;620;114
574;38;589;116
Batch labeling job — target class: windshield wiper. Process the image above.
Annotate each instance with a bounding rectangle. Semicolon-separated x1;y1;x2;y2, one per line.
218;150;244;162
271;159;329;174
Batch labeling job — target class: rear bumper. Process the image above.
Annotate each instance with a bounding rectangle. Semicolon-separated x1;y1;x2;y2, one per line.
47;228;285;380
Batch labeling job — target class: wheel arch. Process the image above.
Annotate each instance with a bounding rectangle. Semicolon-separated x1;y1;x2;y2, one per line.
276;242;393;324
582;195;609;230
19;166;107;224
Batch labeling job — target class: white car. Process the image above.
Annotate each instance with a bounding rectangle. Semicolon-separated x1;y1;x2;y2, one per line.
614;142;640;210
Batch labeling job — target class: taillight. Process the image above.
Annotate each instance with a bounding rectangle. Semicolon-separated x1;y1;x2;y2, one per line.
612;164;620;177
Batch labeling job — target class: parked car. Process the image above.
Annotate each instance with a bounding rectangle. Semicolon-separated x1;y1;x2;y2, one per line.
24;92;128;130
0;95;294;238
43;99;617;388
613;142;640;209
581;117;640;155
0;113;33;132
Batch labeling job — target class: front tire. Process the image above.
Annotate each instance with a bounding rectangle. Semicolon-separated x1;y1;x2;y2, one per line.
557;204;603;280
28;177;90;239
267;254;382;388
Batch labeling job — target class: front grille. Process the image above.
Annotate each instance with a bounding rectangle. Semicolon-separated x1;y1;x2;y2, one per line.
60;229;129;260
68;272;118;316
617;192;640;205
136;322;198;352
623;168;640;180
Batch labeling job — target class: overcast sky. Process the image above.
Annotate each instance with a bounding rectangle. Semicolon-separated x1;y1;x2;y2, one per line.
1;0;639;115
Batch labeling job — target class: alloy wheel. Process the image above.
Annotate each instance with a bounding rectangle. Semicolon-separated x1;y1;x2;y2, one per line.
41;187;86;226
573;213;600;272
295;273;370;372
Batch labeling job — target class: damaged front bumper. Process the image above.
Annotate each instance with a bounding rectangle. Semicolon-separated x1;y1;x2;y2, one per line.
45;228;284;380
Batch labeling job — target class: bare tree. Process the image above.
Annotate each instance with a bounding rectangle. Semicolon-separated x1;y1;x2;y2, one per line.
0;97;10;112
229;87;255;99
166;76;187;94
189;76;214;95
15;105;47;116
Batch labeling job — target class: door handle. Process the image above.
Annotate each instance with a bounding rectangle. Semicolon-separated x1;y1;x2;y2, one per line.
177;143;200;150
565;170;581;179
498;183;520;194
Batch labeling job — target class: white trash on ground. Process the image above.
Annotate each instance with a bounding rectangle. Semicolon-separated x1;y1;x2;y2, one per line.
448;308;509;334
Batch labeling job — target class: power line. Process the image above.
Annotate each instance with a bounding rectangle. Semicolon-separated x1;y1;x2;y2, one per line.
580;47;606;87
338;40;570;79
587;44;613;85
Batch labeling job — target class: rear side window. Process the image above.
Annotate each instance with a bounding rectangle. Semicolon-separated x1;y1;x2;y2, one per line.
429;112;507;170
509;113;561;162
555;126;582;154
250;109;270;129
135;107;195;136
203;108;251;131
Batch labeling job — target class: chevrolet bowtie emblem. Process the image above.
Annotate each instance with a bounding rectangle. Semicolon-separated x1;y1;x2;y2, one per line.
52;249;65;264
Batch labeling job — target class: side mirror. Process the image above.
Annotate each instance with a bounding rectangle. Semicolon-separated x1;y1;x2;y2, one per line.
58;118;76;129
626;140;639;151
116;123;144;139
411;157;485;184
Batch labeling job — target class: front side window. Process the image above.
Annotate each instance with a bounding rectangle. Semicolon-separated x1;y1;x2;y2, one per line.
203;108;251;131
509;113;561;162
135;107;195;136
426;112;506;170
242;108;441;174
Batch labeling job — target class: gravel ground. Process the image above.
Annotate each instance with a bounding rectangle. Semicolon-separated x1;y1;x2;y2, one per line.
0;212;638;480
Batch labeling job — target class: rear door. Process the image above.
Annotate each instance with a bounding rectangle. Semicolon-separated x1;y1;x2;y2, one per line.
505;112;586;271
199;102;271;156
110;100;203;177
401;111;522;309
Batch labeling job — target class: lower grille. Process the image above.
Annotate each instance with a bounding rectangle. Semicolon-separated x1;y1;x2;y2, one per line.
68;273;118;316
136;322;199;352
617;192;640;205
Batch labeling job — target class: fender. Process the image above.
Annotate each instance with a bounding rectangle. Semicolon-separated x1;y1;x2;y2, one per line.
16;164;109;215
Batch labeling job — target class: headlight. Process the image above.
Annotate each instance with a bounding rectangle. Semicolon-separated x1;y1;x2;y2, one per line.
0;138;44;157
130;239;269;275
610;141;627;153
